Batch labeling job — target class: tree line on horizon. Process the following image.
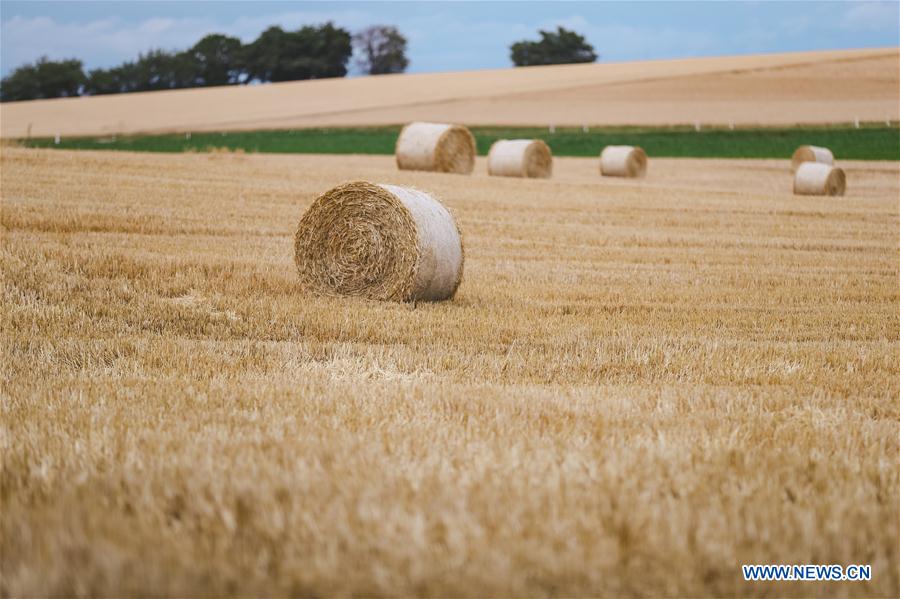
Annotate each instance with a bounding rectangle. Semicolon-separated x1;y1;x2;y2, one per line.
0;23;406;102
0;25;596;103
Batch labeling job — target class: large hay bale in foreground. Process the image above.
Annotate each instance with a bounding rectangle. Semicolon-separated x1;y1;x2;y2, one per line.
294;181;463;302
791;145;834;171
487;139;552;178
599;145;647;178
395;122;476;174
793;163;846;196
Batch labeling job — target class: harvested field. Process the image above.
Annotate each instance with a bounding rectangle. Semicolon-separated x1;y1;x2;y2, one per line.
1;147;898;597
1;47;897;137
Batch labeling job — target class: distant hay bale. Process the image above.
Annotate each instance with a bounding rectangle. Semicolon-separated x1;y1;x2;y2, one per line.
487;139;552;178
294;181;463;302
793;163;846;196
791;145;834;171
395;122;476;174
599;145;647;178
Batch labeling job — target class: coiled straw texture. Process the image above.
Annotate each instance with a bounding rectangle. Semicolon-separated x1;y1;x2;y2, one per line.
599;145;648;178
791;145;834;172
487;139;553;178
294;181;464;302
395;122;476;174
793;163;846;196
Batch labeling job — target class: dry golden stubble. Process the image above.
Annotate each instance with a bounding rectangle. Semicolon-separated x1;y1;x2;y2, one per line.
2;148;898;598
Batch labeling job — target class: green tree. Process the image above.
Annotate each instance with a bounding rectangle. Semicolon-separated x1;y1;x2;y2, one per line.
0;56;86;102
187;34;244;86
353;26;409;75
295;22;352;80
84;66;125;95
243;22;352;82
131;49;195;91
85;50;195;95
85;61;144;95
241;26;286;83
5;22;353;101
510;27;597;67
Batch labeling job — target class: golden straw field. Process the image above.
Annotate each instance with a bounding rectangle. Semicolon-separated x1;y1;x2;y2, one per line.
1;47;897;137
1;146;898;596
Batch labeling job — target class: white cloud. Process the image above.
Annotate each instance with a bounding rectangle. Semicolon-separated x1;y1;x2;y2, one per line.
394;12;533;71
778;15;812;37
7;3;887;79
841;1;899;32
2;14;215;72
0;9;374;75
0;8;721;79
533;15;719;61
225;9;373;41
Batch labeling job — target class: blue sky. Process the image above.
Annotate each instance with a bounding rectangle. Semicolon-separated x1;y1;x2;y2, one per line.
2;1;898;77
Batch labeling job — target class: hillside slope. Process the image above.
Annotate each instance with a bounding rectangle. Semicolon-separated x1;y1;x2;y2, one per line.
1;47;896;137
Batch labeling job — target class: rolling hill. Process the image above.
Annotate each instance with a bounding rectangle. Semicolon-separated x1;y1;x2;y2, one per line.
1;47;897;137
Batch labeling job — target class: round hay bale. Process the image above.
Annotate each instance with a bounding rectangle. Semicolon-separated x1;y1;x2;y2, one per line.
395;122;476;174
294;181;463;302
599;145;647;178
791;145;834;172
793;162;846;196
487;139;552;178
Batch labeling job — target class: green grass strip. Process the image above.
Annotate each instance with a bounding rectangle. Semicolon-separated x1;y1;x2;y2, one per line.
20;124;900;160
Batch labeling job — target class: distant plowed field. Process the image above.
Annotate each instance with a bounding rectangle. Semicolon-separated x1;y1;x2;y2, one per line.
2;47;898;137
2;147;897;596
